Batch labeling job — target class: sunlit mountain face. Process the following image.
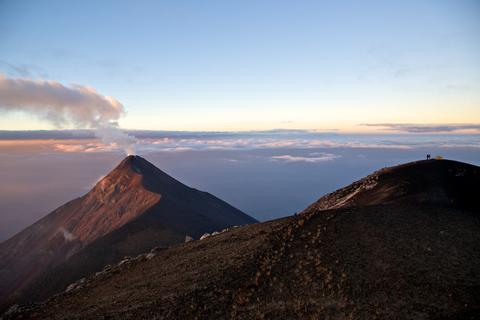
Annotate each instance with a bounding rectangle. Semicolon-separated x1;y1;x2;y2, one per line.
0;155;256;308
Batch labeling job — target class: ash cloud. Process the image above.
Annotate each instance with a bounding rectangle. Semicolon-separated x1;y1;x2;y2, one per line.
0;74;136;154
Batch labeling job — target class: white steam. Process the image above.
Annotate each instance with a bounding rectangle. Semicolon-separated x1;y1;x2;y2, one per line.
95;125;137;155
0;73;136;155
59;227;76;242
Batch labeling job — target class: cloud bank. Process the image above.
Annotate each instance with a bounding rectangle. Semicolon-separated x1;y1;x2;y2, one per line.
2;129;479;155
362;123;480;133
271;153;341;163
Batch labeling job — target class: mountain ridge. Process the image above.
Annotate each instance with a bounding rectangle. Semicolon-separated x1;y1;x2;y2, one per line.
0;155;256;309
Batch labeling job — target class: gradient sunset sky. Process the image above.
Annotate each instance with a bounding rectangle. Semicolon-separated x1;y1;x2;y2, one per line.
1;0;479;131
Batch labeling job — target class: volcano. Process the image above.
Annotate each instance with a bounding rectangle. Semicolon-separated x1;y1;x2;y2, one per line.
0;155;256;308
6;159;479;319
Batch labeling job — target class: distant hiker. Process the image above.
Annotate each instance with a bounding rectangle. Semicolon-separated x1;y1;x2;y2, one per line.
426;154;431;160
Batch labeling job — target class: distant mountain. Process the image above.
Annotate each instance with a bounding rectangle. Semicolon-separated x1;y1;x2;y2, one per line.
7;159;479;319
0;155;256;309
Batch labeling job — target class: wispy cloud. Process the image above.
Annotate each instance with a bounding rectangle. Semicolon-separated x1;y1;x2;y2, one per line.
271;153;340;163
54;143;116;153
0;60;50;78
361;123;480;133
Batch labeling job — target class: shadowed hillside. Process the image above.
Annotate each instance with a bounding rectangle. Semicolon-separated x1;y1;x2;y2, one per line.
4;159;480;319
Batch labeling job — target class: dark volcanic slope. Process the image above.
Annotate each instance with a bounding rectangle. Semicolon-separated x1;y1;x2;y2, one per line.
12;204;480;320
6;159;480;319
307;159;479;211
0;156;256;309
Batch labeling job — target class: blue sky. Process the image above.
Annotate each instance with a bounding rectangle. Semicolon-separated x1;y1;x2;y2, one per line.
0;0;479;130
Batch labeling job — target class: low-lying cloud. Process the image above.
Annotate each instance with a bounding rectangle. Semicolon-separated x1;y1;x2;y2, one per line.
362;123;480;133
271;153;341;163
1;129;479;155
49;138;412;154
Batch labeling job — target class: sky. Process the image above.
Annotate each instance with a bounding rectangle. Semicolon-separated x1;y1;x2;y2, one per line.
1;0;479;131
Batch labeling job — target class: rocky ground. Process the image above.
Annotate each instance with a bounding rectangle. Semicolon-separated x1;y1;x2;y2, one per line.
5;203;480;319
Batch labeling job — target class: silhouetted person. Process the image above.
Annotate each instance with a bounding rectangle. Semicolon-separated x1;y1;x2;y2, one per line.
426;154;431;160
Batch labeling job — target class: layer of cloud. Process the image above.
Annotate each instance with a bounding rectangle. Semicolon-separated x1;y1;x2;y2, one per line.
271;153;341;163
25;133;480;154
54;142;116;153
144;136;415;151
2;129;480;155
362;123;480;133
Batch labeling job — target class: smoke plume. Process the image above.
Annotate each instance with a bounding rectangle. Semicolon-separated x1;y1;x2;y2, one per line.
0;73;136;154
59;227;76;242
95;125;137;155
